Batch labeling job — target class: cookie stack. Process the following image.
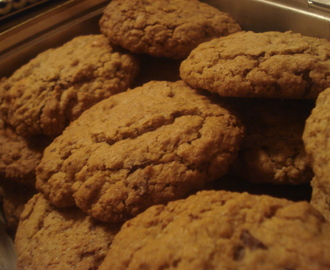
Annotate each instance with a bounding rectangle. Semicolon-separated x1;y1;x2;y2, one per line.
1;0;330;269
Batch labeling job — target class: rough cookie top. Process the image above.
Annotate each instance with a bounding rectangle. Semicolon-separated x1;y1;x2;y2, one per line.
229;98;314;184
36;80;244;223
99;190;330;270
0;34;139;138
0;119;51;186
99;0;241;59
180;31;330;99
15;193;121;270
303;88;330;216
310;180;330;222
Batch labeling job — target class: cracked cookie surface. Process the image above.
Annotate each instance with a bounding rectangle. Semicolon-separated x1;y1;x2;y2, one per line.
99;189;330;270
0;35;139;138
36;80;244;223
303;88;330;220
15;193;121;270
180;31;330;99
99;0;241;59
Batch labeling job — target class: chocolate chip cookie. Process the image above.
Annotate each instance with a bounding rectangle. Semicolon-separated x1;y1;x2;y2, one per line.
303;87;330;221
15;193;121;270
99;189;330;270
0;34;139;138
36;80;244;223
99;0;241;59
180;31;330;99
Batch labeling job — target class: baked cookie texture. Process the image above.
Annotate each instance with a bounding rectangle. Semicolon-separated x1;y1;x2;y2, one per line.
0;34;139;138
15;193;121;270
99;190;330;270
99;0;241;59
228;98;314;184
36;80;244;223
0;119;51;186
303;87;330;220
180;31;330;99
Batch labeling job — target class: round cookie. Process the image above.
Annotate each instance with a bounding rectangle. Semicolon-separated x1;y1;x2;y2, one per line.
303;87;330;220
228;98;314;184
36;80;244;223
99;0;241;59
0;119;51;186
180;31;330;99
15;193;121;270
99;189;330;270
0;34;139;138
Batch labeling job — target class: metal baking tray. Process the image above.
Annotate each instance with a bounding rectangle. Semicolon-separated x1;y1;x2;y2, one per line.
1;0;330;78
203;0;330;39
0;0;109;78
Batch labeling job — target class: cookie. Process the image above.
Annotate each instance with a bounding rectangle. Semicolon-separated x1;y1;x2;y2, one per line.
228;98;314;184
180;31;330;99
303;87;330;220
0;34;139;138
15;193;121;270
99;0;241;59
99;190;330;270
0;119;51;186
36;80;244;223
309;179;330;221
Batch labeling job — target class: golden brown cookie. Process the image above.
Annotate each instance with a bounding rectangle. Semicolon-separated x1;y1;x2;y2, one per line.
303;88;330;220
309;180;330;221
0;119;51;186
15;193;121;270
99;0;241;59
228;98;314;184
180;31;330;99
0;34;139;138
36;80;244;223
99;189;330;270
99;191;330;270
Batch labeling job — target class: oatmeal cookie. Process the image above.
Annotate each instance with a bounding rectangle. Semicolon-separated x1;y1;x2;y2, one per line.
15;193;121;270
99;0;241;59
303;87;330;220
228;98;314;184
99;190;330;270
0;119;51;186
180;31;330;99
36;80;244;223
0;34;139;138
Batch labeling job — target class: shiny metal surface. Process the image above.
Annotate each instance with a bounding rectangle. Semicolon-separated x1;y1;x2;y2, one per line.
202;0;330;39
0;209;16;270
0;0;109;78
